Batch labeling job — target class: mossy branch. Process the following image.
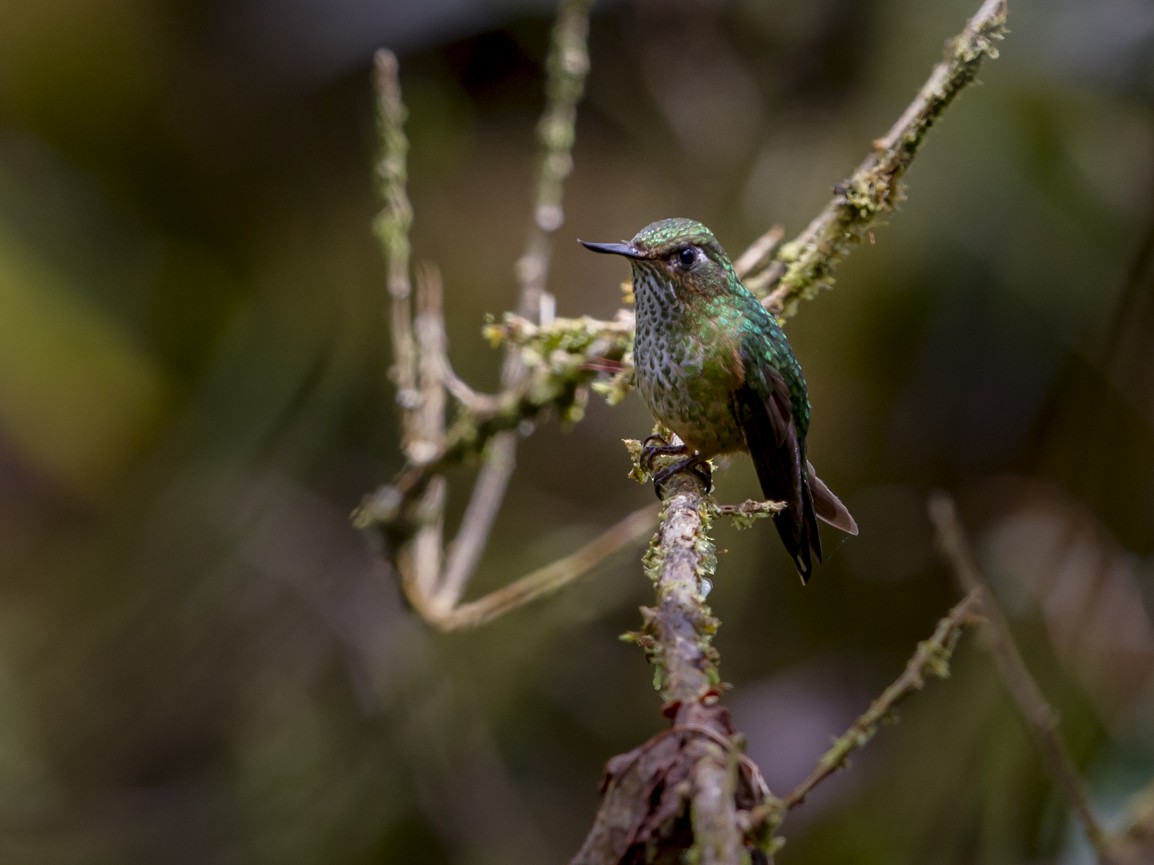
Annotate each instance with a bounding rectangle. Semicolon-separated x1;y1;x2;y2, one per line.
754;0;1008;317
575;464;776;864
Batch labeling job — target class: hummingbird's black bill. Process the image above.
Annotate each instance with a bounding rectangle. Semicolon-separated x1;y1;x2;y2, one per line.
578;239;643;259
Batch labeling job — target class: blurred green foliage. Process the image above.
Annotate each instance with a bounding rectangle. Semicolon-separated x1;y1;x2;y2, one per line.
0;0;1152;863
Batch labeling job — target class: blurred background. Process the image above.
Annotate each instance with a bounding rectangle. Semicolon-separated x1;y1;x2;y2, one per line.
1;0;1153;862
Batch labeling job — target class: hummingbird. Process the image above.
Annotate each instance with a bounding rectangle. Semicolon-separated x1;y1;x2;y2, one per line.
580;218;857;582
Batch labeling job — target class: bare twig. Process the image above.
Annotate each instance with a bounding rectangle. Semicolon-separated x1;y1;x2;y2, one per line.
415;265;501;415
353;312;631;533
412;265;449;449
732;224;785;280
928;492;1111;857
751;0;1009;316
405;266;450;600
374;52;450;606
437;434;517;613
418;501;658;631
358;0;598;626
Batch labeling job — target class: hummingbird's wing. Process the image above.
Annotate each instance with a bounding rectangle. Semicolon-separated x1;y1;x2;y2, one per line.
731;357;822;583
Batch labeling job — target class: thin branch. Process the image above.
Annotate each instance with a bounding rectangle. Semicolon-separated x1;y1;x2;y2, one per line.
415;264;502;415
437;436;518;613
374;54;451;606
353;312;631;534
512;0;593;333
750;0;1009;316
781;586;983;812
732;224;785;280
928;492;1111;857
412;265;448;451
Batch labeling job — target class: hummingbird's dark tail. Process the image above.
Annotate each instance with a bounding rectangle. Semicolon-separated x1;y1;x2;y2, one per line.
736;386;823;582
735;383;856;582
778;473;823;584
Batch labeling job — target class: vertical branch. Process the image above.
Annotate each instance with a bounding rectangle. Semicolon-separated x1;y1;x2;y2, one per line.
372;50;421;455
441;0;594;609
408;266;449;599
643;471;721;705
373;50;450;607
512;0;593;337
691;747;743;865
570;467;771;863
413;265;448;449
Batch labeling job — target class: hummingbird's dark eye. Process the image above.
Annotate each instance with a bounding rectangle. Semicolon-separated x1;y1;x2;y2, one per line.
675;247;697;269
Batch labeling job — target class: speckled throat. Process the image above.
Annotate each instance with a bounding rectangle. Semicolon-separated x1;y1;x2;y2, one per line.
630;261;752;457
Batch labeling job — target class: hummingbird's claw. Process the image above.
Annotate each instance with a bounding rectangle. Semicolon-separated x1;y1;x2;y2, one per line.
641;434;712;497
640;434;686;472
651;453;713;499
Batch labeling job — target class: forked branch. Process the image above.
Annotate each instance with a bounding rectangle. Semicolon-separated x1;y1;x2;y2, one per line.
358;0;1009;634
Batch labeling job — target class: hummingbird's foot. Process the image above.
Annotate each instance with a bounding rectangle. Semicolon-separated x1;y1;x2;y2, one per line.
640;434;687;472
652;454;714;498
640;435;713;497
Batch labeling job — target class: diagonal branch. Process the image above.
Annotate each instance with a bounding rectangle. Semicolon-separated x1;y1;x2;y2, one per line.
928;492;1112;858
752;0;1009;316
414;501;658;632
781;586;983;814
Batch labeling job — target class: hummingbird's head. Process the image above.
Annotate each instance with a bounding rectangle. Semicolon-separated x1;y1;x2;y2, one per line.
579;218;736;299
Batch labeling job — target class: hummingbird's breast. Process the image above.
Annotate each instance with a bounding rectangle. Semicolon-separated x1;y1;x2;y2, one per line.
632;273;747;457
